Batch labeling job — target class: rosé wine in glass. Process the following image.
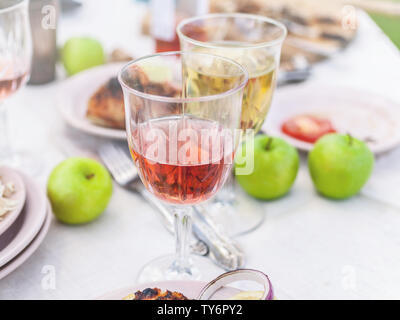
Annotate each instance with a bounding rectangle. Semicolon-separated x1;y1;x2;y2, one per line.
119;52;247;283
0;0;35;173
129;116;233;205
0;71;28;102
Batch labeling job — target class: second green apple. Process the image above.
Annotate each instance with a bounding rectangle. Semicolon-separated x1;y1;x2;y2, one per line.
308;133;374;199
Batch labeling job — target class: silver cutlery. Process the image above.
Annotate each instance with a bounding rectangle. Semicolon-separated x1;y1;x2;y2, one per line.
278;54;312;86
98;143;175;234
98;143;245;270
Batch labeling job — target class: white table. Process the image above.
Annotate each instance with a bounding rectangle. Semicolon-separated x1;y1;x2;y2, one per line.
1;0;400;299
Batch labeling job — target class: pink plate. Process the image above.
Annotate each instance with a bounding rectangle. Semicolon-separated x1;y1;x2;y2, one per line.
266;84;400;154
97;280;240;300
0;202;51;280
0;172;47;267
0;167;27;236
58;63;126;140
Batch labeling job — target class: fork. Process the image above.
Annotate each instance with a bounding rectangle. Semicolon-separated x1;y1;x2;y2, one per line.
98;143;176;234
98;143;245;270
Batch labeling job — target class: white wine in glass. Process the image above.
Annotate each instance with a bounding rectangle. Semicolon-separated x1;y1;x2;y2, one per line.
178;13;287;236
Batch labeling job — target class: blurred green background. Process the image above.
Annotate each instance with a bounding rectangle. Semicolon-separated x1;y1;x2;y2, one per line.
368;0;400;49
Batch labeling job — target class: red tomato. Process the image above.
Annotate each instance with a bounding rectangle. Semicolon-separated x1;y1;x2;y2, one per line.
281;115;336;143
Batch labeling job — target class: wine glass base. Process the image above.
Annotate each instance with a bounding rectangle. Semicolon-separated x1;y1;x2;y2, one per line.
136;254;223;284
0;150;42;177
203;184;266;237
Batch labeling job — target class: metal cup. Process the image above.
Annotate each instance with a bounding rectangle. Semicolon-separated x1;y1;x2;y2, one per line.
28;0;59;84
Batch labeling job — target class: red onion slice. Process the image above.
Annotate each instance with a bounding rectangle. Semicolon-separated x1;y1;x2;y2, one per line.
197;269;273;300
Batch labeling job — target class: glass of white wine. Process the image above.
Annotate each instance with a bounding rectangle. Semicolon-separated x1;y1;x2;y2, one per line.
177;13;287;236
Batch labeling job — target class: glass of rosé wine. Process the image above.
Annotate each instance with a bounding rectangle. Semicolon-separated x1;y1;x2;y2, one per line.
0;0;35;173
177;13;287;236
118;51;248;283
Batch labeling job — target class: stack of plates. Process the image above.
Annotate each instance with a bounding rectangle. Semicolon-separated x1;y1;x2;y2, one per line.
0;167;51;280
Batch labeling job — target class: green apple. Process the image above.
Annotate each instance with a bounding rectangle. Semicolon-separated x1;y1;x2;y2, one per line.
308;134;374;199
47;157;113;224
235;135;300;200
62;37;105;76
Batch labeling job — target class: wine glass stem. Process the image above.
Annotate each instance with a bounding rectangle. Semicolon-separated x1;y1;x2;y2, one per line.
216;171;235;204
0;102;13;160
172;206;193;273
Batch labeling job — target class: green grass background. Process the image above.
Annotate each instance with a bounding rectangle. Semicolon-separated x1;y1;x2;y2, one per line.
367;0;400;49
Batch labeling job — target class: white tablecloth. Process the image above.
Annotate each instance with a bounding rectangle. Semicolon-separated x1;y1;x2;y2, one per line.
1;0;400;299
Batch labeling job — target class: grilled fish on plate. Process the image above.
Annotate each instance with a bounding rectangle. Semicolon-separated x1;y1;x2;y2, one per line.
86;66;181;130
86;77;125;130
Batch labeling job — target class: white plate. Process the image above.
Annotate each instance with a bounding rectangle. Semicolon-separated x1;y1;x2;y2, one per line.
0;167;26;236
0;202;51;280
0;172;47;267
266;84;400;154
58;63;126;140
97;280;240;300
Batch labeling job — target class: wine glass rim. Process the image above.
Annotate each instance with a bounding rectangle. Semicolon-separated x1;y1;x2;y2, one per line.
0;0;28;14
177;12;287;49
118;51;249;104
